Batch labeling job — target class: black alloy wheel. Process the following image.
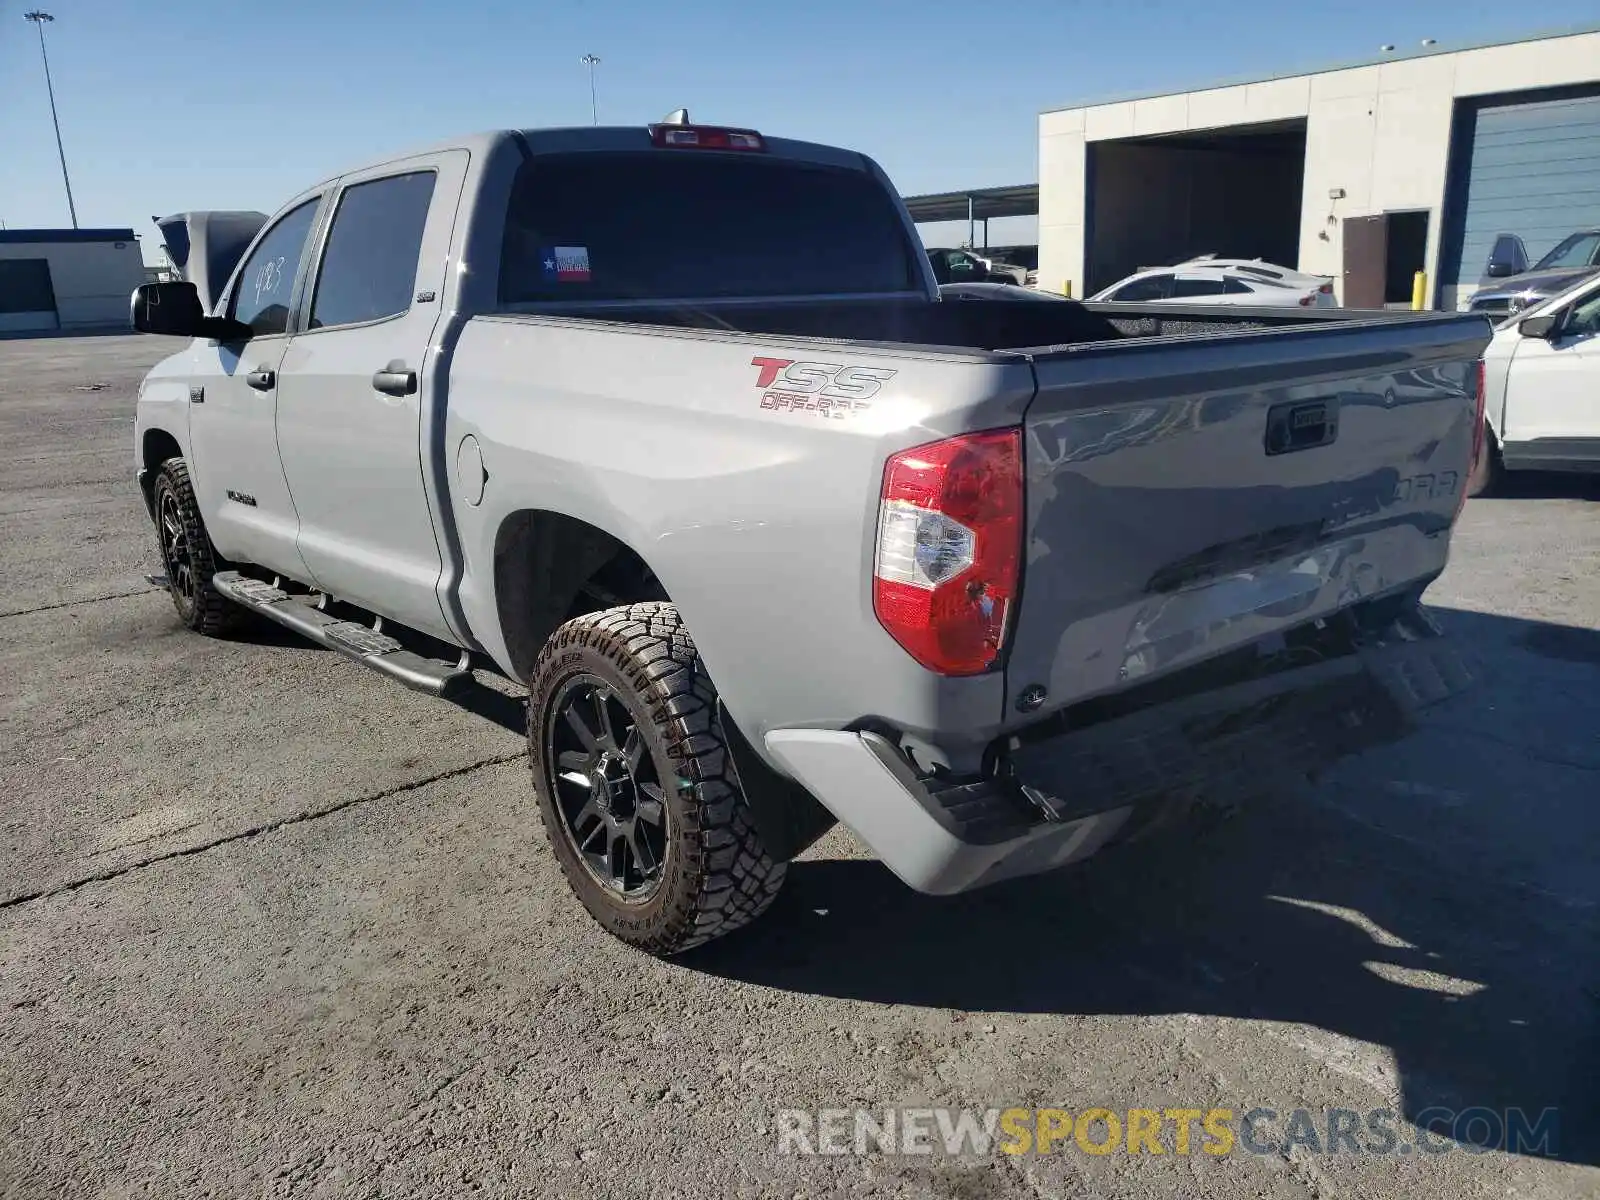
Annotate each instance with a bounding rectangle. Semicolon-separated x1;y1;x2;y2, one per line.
546;674;671;900
157;484;196;607
150;458;240;635
526;603;787;955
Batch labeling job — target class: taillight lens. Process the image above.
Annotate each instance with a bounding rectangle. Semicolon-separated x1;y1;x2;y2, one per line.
1458;359;1486;518
1298;294;1314;306
873;429;1023;675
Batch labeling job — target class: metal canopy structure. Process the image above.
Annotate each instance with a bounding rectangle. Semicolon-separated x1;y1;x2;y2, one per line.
900;183;1039;248
902;183;1039;223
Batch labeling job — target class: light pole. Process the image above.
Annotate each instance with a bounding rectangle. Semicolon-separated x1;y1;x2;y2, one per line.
25;11;78;229
581;53;600;125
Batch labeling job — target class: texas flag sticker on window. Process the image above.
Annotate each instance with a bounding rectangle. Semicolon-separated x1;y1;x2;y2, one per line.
541;246;591;283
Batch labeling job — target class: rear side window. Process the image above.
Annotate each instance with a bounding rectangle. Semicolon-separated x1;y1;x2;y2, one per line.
1173;275;1227;298
229;200;320;336
310;171;436;329
498;152;918;303
1223;277;1255;295
1114;274;1172;301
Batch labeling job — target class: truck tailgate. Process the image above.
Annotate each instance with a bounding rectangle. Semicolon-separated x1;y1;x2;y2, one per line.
1006;314;1491;717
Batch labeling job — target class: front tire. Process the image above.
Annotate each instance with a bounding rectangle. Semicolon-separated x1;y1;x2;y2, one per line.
151;459;241;636
527;603;786;955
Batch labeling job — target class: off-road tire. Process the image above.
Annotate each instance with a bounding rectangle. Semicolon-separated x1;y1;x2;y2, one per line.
1466;422;1502;498
151;459;242;636
527;602;786;955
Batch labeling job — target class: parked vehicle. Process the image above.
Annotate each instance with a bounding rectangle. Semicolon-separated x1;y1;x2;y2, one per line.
983;245;1039;287
925;246;1023;285
1471;271;1600;493
939;282;1064;302
132;116;1486;955
1466;229;1600;317
1090;265;1336;307
1176;255;1336;294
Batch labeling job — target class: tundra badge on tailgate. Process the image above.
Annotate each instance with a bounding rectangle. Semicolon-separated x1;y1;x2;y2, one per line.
751;356;895;419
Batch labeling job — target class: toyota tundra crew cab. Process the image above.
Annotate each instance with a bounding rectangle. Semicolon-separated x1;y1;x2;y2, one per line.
132;116;1490;955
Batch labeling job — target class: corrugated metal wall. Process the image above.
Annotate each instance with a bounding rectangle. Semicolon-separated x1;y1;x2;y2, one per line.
1440;85;1600;287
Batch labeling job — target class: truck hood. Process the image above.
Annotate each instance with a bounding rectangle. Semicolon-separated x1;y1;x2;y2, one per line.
153;211;267;313
1473;265;1600;303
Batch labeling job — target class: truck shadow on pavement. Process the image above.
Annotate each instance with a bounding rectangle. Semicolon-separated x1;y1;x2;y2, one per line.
218;606;530;734
688;608;1600;1166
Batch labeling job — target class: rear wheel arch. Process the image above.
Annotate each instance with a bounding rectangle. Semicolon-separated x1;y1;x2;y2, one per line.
492;509;669;683
492;508;836;861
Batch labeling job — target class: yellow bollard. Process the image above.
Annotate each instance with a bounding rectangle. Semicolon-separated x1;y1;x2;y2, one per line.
1412;270;1428;311
1061;280;1073;298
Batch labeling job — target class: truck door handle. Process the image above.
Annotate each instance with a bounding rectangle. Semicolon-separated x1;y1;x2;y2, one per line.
246;368;275;391
372;362;417;396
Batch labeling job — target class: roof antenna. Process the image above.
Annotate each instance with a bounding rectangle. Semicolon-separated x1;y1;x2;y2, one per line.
661;108;691;126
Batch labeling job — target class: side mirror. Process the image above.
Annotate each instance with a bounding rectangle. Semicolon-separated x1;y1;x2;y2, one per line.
1484;261;1518;279
130;281;250;340
131;281;203;335
1517;312;1559;340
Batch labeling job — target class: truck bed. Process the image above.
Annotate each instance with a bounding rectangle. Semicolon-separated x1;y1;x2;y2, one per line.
453;299;1490;755
522;295;1442;355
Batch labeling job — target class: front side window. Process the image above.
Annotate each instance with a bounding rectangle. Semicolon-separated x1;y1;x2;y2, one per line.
499;152;917;303
1565;289;1600;337
229;200;320;336
310;171;437;329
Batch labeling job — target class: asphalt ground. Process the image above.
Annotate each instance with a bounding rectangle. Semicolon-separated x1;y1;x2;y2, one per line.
2;333;1597;1199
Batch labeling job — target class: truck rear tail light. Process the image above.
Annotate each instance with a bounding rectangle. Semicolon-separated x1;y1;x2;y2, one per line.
1458;359;1486;519
873;429;1023;676
1318;282;1334;295
648;124;766;151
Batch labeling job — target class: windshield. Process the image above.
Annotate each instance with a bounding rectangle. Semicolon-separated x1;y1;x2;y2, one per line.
1532;231;1600;271
498;152;919;303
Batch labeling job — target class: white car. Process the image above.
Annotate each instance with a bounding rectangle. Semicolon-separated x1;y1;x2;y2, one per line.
1091;264;1336;308
1472;272;1600;493
1177;255;1335;291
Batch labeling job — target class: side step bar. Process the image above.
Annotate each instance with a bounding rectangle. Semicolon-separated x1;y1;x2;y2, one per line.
212;571;472;698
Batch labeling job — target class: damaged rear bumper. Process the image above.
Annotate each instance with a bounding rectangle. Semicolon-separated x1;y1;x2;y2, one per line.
764;619;1473;895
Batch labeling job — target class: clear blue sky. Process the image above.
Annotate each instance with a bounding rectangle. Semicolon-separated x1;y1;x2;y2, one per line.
3;0;1597;261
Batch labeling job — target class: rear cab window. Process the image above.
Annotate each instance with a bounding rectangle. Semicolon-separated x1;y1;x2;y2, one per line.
497;152;919;303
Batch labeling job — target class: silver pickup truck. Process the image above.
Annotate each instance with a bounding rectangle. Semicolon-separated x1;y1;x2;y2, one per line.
132;116;1489;955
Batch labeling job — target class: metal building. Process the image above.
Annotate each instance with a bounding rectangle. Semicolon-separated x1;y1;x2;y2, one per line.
0;229;145;334
1036;24;1600;309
